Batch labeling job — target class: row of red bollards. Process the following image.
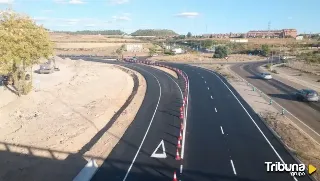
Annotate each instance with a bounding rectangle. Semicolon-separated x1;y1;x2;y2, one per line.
124;58;188;181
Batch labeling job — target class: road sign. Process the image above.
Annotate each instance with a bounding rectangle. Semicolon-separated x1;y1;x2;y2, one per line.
151;140;167;158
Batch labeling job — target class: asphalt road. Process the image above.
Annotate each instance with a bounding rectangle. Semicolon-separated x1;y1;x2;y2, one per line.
231;62;320;142
69;56;314;181
168;63;314;181
85;60;184;181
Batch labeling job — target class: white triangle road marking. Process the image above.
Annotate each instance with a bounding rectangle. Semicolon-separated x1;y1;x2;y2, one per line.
150;140;167;158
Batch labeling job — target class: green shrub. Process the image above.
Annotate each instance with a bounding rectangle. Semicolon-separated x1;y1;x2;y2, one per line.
213;46;229;58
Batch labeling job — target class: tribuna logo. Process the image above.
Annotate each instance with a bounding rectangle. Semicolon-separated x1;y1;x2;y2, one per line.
265;162;306;177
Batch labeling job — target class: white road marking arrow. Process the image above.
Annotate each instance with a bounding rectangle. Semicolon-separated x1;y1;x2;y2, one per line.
151;140;167;158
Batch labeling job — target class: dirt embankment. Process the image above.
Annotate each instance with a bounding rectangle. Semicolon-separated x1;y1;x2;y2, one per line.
149;65;178;79
0;57;146;181
150;53;265;63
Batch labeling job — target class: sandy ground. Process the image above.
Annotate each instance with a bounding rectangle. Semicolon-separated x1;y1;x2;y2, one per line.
54;43;152;56
149;65;178;79
199;64;320;180
150;53;265;63
0;57;147;181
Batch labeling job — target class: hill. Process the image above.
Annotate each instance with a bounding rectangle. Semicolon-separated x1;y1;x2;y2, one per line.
131;29;178;37
53;30;125;35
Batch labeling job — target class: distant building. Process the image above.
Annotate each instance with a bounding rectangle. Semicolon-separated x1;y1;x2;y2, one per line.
296;35;304;40
126;44;143;52
247;29;297;38
172;48;183;54
230;39;248;43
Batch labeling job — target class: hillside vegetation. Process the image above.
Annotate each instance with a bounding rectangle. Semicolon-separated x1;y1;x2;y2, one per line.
53;30;125;35
131;29;178;37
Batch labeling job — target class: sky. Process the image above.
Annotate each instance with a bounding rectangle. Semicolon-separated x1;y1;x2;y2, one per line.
0;0;319;35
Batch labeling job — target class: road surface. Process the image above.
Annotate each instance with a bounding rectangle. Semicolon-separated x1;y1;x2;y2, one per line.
231;61;320;143
69;57;314;181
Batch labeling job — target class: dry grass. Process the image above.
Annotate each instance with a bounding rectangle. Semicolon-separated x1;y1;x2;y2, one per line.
50;33;141;42
263;112;320;181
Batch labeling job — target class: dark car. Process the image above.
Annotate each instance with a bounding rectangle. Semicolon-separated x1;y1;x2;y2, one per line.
295;89;319;102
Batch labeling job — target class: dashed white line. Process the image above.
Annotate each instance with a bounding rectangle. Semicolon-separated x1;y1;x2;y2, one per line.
230;160;237;175
210;95;213;99
220;126;224;134
202;76;204;79
180;165;183;174
215;108;217;112
204;81;206;84
199;67;299;181
207;87;210;90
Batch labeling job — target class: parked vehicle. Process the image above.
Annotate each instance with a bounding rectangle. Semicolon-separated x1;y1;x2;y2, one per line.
259;73;272;80
295;89;319;102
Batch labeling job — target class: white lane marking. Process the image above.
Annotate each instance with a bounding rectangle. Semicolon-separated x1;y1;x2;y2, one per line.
150;140;167;158
220;126;224;135
202;76;204;79
180;165;183;174
215;108;217;112
211;95;213;99
199;67;298;181
230;160;237;175
122;65;162;181
181;70;190;159
207;87;210;90
73;159;98;181
141;64;189;159
204;81;206;84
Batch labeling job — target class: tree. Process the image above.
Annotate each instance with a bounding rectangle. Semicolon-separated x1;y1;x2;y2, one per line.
261;44;270;56
213;46;229;58
0;10;53;95
187;32;192;38
203;40;214;49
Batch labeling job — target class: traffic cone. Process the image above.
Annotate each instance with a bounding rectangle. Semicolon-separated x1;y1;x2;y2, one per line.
175;149;181;160
178;130;182;140
180;112;184;120
173;171;177;181
177;139;181;148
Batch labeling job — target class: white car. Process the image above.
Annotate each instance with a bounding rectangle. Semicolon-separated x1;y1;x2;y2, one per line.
260;73;272;80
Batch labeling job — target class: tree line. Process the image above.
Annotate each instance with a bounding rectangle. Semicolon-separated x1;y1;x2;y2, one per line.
131;29;178;37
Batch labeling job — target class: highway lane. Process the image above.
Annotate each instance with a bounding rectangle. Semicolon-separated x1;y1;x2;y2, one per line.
231;62;320;142
167;63;313;181
90;62;183;181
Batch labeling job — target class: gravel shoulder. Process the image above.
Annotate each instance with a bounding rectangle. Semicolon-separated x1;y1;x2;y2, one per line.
197;64;320;180
0;57;146;181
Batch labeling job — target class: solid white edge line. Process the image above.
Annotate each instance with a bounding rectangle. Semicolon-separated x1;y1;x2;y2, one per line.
215;108;217;112
122;65;162;181
220;126;224;135
140;64;189;159
230;160;237;175
181;70;189;159
198;67;298;181
180;165;183;174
